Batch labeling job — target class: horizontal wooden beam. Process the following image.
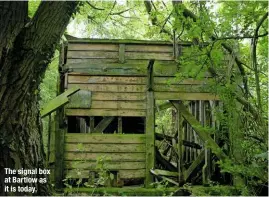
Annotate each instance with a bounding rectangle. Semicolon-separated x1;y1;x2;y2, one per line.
65;133;146;144
65;143;146;153
152;169;178;177
65;152;145;162
65;161;145;170
65;108;146;117
41;87;80;118
155;92;219;100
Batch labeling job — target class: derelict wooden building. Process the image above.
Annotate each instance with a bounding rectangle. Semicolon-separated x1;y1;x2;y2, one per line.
43;37;223;191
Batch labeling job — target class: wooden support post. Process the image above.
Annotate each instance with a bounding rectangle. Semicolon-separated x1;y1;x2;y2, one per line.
54;123;65;189
118;117;122;134
145;60;155;188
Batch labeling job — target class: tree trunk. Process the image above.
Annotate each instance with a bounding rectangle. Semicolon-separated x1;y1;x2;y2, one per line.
0;1;79;195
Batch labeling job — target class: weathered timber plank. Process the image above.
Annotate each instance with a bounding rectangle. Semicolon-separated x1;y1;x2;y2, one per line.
65;169;146;179
65;170;90;178
65;133;146;144
154;84;209;93
66;67;147;76
150;169;179;186
41;87;80;118
91;92;146;101
67;58;119;64
65;143;146;153
178;102;227;160
65;108;146;117
65;59;177;69
184;150;205;181
65;152;145;161
125;52;173;60
65;161;146;170
68;75;146;84
68;43;118;51
125;45;173;52
118;169;145;179
67;39;192;45
68;75;209;85
155;92;220;100
155;146;177;172
153;77;207;85
68;84;146;93
90;101;146;110
64;60;179;76
67;51;119;59
152;169;178;177
92;117;115;133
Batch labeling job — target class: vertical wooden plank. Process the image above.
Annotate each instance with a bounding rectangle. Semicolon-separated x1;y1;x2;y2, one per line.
79;117;86;133
145;60;155;188
89;117;94;133
202;147;211;185
118;117;122;134
119;44;125;63
177;102;184;184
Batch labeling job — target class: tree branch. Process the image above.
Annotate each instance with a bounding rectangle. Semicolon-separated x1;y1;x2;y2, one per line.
144;0;172;37
252;12;268;112
110;8;131;15
86;1;105;11
213;32;268;41
221;42;250;96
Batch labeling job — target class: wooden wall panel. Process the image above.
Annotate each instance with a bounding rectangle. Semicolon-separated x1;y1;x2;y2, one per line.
65;75;218;117
64;134;146;179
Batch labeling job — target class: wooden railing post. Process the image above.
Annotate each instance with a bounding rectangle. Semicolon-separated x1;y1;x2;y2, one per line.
145;60;155;188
